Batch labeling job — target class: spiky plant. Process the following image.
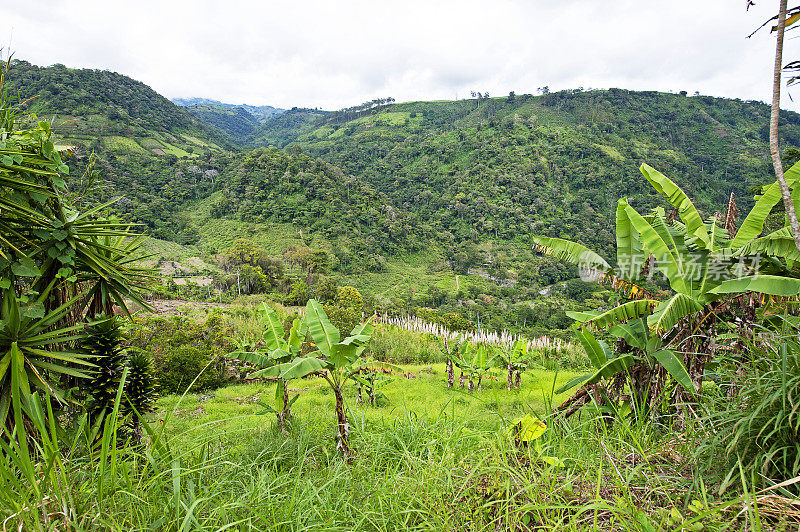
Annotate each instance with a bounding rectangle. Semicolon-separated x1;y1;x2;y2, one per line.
125;349;156;441
81;315;126;428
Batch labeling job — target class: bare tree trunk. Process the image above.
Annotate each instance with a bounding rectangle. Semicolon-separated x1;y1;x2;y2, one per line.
459;370;465;388
333;387;352;458
477;374;483;391
467;375;474;392
514;370;521;389
356;384;362;403
277;378;291;432
446;359;454;388
507;363;513;390
771;0;800;252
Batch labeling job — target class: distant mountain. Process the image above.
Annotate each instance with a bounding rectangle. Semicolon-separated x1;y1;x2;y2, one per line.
172;97;284;121
171;98;285;142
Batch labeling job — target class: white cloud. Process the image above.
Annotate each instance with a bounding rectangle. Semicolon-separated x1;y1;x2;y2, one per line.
2;0;799;111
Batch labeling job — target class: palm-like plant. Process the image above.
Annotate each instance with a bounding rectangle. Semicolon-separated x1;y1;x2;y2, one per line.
227;303;317;431
0;59;154;427
0;280;94;426
534;163;800;419
494;339;530;390
263;300;375;457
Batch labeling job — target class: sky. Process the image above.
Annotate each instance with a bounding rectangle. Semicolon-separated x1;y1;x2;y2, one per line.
3;0;800;111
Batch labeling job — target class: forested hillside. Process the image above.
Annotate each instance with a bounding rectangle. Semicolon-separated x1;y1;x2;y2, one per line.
5;60;231;155
172;98;285;140
244;90;799;259
8;59;800;335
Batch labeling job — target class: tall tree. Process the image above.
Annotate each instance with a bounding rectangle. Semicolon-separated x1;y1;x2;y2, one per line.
769;0;800;251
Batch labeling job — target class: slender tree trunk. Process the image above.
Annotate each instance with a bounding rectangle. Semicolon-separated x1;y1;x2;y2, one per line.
467;375;474;392
771;0;800;252
459;370;465;388
514;369;521;389
356;384;362;403
277;378;291;432
507;363;513;390
477;374;483;391
446;359;454;388
333;387;352;458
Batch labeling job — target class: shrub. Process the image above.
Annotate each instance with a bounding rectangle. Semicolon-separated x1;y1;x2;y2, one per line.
156;345;225;394
127;314;231;395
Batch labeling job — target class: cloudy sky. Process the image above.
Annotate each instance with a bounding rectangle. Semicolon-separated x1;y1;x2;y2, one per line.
3;0;800;111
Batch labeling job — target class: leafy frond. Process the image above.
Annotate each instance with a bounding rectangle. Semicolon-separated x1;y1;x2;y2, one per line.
640;163;711;249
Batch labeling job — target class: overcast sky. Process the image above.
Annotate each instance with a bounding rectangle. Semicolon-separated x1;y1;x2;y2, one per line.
3;0;800;111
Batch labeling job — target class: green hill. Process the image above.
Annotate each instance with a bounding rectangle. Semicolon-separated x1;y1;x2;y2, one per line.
241;90;798;260
172;98;285;141
5;60;232;156
8;60;800;335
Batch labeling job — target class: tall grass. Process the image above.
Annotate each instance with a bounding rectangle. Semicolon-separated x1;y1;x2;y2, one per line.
699;322;800;496
1;374;768;530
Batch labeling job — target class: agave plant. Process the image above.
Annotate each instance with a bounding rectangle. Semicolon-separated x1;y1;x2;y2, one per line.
124;349;156;442
534;163;800;419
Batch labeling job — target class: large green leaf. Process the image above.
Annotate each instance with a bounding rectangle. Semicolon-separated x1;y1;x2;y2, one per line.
575;328;609;369
532;236;610;272
305;299;339;357
640;163;710;249
652;349;695;394
736;227;800;263
554;354;635;394
615;198;643;279
259;304;285;351
227;350;273;368
608;318;648;351
623;201;689;294
565;310;600;323
555;374;593;394
581;299;657;329
287;316;308;353
731;161;800;248
708;275;800;296
647;293;703;333
253;356;328;380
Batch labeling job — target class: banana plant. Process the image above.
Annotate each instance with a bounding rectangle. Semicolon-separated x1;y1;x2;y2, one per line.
452;342;495;391
262;299;375;457
534;163;800;416
352;357;397;405
556;318;694;420
226;303;320;431
438;334;465;388
493;339;530;390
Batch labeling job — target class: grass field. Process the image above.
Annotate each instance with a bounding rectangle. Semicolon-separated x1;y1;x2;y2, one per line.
158;363;580;449
111;361;758;530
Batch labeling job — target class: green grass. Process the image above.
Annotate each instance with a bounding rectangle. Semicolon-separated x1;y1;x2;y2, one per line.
102;135;148;154
158;363;579;447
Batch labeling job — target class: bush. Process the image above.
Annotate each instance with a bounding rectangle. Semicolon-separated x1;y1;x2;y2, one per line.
127;314;232;395
156;345;225;394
